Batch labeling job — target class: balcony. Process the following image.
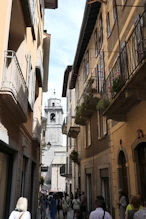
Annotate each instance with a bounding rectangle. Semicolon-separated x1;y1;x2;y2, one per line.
44;0;58;9
20;0;35;39
20;0;35;27
68;126;80;138
102;10;146;121
62;118;67;135
32;118;41;143
0;50;28;123
75;76;101;125
36;50;44;87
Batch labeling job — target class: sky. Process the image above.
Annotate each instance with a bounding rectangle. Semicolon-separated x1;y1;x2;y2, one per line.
42;0;86;115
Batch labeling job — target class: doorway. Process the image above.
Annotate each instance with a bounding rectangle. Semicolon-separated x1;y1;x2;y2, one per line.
137;143;146;200
86;174;92;212
118;151;129;197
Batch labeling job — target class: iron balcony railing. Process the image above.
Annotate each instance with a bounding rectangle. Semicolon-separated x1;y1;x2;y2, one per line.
36;49;44;84
32;118;41;141
102;10;146;101
2;50;28;116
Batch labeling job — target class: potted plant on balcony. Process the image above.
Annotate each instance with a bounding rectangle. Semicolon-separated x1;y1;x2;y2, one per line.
70;149;80;164
96;98;109;111
111;73;121;94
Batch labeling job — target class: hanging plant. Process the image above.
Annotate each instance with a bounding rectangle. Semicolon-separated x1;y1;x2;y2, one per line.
96;98;109;111
70;149;79;164
75;106;82;118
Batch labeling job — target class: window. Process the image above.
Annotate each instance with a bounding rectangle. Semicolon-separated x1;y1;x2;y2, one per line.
113;0;117;22
52;102;55;107
95;65;99;92
106;12;111;37
94;29;98;57
83;51;89;81
43;130;45;137
99;51;105;92
99;14;103;48
27;53;36;110
50;113;56;122
85;121;91;147
97;111;107;139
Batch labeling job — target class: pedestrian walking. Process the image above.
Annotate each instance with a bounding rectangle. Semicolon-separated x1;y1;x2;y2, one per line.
80;192;87;219
62;192;70;218
89;199;112;219
134;200;146;219
125;195;143;219
8;197;31;219
117;189;127;219
50;194;57;219
56;194;62;218
72;194;81;219
97;195;107;211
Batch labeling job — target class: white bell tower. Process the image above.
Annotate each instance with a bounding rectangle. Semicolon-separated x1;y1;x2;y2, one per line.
44;90;63;147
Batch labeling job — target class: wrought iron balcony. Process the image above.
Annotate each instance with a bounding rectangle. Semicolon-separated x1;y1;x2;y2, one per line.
67;118;80;138
75;76;100;125
102;10;146;121
36;50;44;87
32;118;41;142
0;50;28;123
62;117;67;135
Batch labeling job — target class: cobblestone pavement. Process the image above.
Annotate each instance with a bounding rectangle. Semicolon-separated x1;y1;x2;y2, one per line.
37;209;74;219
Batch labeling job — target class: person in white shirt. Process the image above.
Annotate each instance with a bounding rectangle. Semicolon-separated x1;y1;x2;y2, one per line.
89;199;112;219
8;197;31;219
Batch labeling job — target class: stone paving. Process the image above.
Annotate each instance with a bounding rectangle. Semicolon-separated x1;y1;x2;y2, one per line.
37;209;74;219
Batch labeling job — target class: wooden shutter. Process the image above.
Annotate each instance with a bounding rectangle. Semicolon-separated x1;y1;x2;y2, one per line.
26;53;31;88
106;12;110;37
28;69;36;110
120;42;128;82
99;51;105;92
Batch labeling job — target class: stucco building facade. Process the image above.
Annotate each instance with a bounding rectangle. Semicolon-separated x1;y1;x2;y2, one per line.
0;0;58;218
65;0;146;218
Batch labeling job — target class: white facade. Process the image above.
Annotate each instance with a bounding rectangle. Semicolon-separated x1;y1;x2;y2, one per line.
51;147;66;191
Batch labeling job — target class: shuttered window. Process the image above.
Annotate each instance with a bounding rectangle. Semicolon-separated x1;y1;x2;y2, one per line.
86;121;91;147
106;12;111;37
113;0;117;22
120;42;129;81
94;28;98;57
83;51;89;82
27;53;36;111
97;111;107;139
99;14;103;48
95;65;99;92
99;51;105;92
